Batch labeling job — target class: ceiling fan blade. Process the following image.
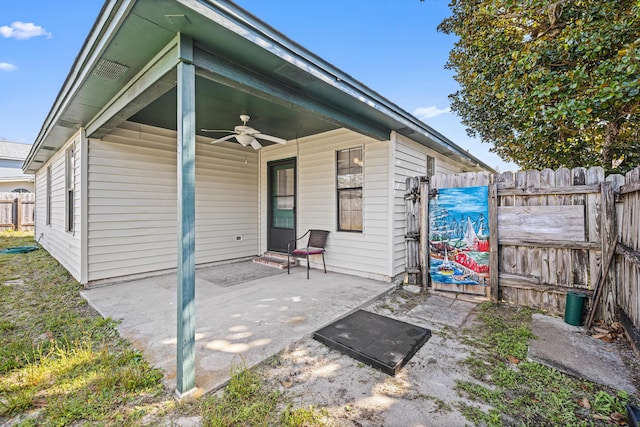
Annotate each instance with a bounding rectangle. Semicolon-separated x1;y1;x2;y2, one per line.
254;133;287;144
201;128;235;133
250;138;262;150
211;134;236;144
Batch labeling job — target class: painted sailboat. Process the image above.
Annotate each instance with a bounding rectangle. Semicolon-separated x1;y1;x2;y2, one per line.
438;246;455;275
463;216;489;252
463;217;478;246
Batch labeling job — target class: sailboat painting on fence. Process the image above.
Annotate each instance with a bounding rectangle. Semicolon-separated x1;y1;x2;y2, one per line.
429;186;490;295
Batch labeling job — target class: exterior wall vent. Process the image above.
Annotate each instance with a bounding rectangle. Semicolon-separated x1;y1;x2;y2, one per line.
92;58;129;81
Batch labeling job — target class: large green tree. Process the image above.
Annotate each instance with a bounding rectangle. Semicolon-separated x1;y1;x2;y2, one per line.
437;0;640;173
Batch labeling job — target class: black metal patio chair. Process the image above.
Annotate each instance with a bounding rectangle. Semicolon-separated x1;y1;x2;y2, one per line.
287;229;330;279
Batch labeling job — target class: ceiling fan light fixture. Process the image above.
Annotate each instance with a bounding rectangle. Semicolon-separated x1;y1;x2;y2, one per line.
235;134;254;146
203;114;286;150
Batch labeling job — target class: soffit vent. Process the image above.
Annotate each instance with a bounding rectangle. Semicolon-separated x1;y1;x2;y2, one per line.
92;58;130;81
165;14;190;26
274;62;315;86
57;119;79;129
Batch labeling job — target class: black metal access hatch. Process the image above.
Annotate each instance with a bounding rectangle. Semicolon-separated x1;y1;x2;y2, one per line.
313;310;431;376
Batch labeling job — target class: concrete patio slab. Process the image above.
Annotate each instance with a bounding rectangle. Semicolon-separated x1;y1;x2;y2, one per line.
406;293;477;330
81;262;396;395
528;313;637;394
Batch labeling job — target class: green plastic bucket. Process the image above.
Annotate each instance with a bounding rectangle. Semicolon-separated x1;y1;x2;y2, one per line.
564;292;587;326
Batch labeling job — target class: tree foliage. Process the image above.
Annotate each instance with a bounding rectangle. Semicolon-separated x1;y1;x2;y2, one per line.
437;0;640;173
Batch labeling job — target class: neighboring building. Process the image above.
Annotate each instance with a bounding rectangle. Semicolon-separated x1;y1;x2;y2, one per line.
0;141;33;193
23;0;493;286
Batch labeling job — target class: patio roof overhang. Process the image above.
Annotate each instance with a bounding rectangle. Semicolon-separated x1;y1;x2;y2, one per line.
23;0;492;174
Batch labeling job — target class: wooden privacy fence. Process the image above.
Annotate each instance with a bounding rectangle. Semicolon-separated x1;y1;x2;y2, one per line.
0;192;35;231
493;167;618;318
405;165;640;350
616;167;640;353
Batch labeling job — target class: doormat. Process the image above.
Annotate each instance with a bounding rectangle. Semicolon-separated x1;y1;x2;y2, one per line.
313;310;431;376
197;261;284;287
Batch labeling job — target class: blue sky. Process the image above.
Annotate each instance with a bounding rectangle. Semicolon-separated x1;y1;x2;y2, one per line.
0;0;516;171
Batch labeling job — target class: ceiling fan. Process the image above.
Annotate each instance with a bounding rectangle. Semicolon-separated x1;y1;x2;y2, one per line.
201;115;287;150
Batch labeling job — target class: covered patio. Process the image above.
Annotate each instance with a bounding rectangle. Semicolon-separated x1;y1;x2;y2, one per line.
24;0;491;397
81;262;396;395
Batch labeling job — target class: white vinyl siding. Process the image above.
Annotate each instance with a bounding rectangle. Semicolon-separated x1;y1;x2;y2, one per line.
260;128;390;280
33;131;83;281
194;134;259;262
435;159;466;175
86;122;259;282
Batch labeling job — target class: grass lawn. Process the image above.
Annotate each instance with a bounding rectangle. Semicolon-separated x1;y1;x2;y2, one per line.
0;231;325;426
0;231;175;425
1;231;637;426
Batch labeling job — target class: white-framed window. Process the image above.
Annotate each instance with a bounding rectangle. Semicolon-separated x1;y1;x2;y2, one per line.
46;166;52;226
336;146;363;232
65;145;75;232
427;154;436;179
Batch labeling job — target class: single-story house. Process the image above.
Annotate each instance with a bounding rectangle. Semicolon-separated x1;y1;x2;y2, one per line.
0;141;34;193
23;0;493;393
24;0;491;286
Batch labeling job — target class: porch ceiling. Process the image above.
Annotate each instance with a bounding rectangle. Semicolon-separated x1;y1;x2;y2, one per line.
128;75;340;144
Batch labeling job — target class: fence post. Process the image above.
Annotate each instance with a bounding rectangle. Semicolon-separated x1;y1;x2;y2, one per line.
16;196;24;231
11;197;22;231
420;177;430;289
488;182;499;302
600;181;617;323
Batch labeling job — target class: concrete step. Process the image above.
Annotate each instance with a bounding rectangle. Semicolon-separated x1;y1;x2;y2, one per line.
262;251;292;261
253;253;297;270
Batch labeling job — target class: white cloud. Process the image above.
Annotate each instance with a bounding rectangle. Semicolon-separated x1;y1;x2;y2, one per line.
0;62;17;72
413;105;451;120
0;21;51;40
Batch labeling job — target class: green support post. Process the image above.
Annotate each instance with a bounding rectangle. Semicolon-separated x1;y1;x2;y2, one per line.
176;35;196;397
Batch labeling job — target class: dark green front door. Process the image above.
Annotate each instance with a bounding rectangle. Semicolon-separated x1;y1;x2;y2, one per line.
268;158;296;252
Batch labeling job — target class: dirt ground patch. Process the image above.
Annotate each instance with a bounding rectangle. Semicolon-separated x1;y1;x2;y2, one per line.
256;288;639;426
257;288;490;426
